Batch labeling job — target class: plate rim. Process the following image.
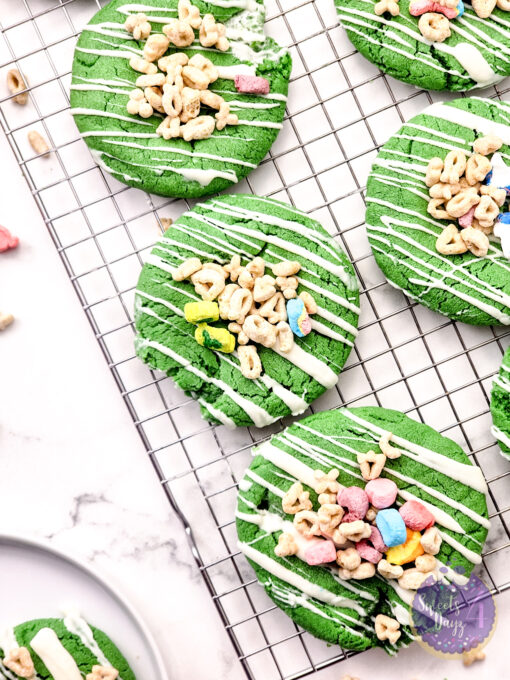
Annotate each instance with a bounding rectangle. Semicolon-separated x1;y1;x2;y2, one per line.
0;532;168;680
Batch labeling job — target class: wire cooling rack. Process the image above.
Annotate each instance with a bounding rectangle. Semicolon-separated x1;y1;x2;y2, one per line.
1;0;510;677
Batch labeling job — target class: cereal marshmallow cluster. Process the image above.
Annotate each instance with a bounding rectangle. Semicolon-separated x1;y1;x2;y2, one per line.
172;255;318;379
124;1;239;141
426;136;509;258
275;432;444;645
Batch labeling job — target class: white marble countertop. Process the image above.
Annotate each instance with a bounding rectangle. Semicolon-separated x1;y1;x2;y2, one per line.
0;123;508;680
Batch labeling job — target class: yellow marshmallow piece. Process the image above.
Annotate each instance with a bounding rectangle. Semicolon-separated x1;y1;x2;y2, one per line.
195;323;235;353
184;301;219;324
385;528;424;565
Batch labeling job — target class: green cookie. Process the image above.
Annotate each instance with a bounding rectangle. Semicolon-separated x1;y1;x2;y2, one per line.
491;344;510;459
70;0;291;198
337;0;510;91
134;194;360;428
366;97;510;326
236;406;490;653
0;616;135;679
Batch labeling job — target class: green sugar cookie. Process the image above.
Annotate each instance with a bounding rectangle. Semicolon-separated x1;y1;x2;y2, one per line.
0;615;135;679
236;406;490;653
134;194;360;428
491;344;510;459
70;0;291;198
366;97;510;326
336;0;510;91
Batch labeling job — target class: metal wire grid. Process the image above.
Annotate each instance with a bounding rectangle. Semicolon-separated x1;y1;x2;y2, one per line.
1;0;510;676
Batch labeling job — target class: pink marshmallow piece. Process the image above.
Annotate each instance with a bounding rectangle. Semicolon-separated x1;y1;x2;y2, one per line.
356;539;382;564
305;539;337;565
365;478;398;509
458;206;476;228
234;75;270;95
0;225;19;253
342;511;361;523
399;500;435;531
409;0;457;16
337;486;369;520
369;526;387;553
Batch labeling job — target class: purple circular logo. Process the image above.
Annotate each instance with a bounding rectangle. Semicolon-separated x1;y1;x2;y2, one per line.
410;566;496;656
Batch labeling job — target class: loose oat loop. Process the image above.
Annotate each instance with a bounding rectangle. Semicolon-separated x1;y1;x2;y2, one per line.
124;0;240;141
3;648;35;678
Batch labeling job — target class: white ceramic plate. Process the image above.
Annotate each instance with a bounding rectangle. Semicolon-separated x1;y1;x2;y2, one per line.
0;534;168;680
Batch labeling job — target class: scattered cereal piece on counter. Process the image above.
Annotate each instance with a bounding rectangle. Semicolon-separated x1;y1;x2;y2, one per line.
28;130;50;156
0;225;19;252
462;646;486;666
0;312;14;331
7;69;28;105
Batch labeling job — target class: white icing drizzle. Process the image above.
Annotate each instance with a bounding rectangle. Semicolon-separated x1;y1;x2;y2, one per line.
238;542;367;615
209;215;353;285
256;440;320;490
268;582;366;637
244;469;285;497
271;341;339;388
198;398;236;428
492;425;510;451
425;101;510;145
104;139;257;168
140;338;278;427
258;375;308;414
437;42;498;87
216;64;256;79
70;107;153;126
339;409;488;494
30;628;82;680
63;611;118;673
438;530;482;564
97;149;238;187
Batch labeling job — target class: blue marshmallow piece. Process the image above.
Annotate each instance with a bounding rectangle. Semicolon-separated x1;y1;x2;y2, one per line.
456;0;464;17
376;508;407;548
